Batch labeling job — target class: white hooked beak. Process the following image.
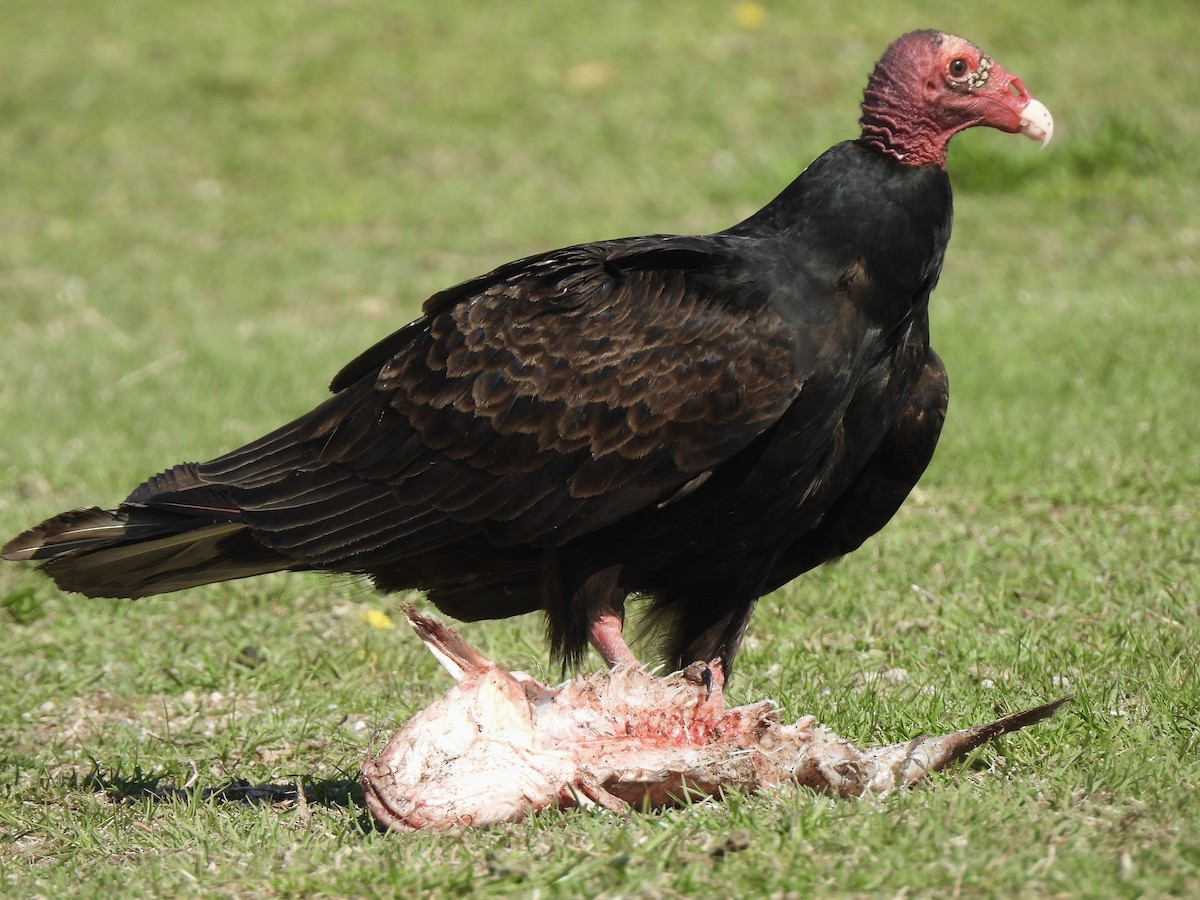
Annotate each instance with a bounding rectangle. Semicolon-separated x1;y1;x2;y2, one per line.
1019;97;1054;148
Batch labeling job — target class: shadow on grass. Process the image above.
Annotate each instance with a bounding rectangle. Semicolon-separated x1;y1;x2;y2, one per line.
82;762;388;833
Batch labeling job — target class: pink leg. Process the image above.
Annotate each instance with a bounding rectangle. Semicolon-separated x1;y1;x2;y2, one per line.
589;613;640;668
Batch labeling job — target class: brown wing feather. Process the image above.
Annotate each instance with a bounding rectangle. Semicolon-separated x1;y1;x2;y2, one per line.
196;237;802;565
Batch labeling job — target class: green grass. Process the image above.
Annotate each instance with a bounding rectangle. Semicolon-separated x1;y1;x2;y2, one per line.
2;0;1198;895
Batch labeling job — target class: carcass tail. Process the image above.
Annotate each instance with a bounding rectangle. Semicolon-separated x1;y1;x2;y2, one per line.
2;464;294;598
877;695;1075;791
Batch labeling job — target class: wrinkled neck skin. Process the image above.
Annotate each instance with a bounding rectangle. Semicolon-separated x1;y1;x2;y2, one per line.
859;77;951;169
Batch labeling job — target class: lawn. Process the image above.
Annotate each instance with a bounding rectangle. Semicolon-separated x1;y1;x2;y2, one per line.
2;0;1198;896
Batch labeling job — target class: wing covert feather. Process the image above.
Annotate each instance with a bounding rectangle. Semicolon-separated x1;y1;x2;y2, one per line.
200;237;804;559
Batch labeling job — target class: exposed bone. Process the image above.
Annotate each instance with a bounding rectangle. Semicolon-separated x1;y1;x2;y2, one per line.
361;607;1070;833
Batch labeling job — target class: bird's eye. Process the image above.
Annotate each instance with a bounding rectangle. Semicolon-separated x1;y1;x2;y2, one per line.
948;58;969;77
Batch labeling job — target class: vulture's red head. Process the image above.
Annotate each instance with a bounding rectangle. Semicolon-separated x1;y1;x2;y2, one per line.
860;31;1053;168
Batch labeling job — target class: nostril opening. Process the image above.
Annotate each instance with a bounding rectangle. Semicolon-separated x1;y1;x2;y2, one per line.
1007;77;1032;103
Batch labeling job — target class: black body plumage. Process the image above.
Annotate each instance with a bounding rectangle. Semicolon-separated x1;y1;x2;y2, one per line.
4;138;952;677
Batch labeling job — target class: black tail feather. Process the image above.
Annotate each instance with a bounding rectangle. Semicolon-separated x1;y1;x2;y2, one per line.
3;499;292;600
2;506;187;561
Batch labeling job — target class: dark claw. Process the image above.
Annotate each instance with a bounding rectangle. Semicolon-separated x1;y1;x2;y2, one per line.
680;661;715;701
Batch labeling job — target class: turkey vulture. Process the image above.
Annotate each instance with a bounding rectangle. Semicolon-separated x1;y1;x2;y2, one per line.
3;31;1052;680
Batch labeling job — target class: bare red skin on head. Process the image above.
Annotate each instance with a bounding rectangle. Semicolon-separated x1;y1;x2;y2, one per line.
860;30;1036;168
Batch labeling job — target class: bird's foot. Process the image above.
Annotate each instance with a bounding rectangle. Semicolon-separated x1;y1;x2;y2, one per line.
590;615;724;702
679;659;724;701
